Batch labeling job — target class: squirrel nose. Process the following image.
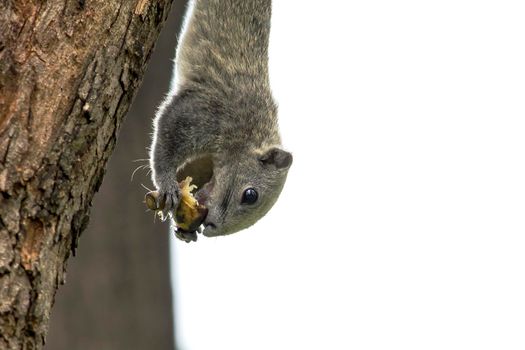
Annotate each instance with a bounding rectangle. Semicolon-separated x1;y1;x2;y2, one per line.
204;221;216;229
202;221;218;237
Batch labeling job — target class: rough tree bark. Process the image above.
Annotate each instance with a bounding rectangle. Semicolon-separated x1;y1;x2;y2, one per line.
0;1;174;348
46;2;187;348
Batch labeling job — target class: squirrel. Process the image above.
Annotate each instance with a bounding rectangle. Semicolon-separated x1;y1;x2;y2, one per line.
149;0;292;242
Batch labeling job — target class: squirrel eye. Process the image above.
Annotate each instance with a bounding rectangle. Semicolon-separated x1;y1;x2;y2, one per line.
241;188;258;205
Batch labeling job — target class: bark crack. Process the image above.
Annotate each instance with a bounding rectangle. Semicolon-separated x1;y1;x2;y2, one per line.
110;1;125;29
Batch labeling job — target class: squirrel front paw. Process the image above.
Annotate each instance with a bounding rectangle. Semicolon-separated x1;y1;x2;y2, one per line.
145;183;180;220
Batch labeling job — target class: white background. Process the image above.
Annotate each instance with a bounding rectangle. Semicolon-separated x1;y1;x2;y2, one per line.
171;1;525;349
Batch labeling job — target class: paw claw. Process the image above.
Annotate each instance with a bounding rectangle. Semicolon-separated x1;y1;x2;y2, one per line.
159;191;177;220
159;184;180;208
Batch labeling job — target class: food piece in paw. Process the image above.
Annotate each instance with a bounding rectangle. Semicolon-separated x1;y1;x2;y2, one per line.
174;177;208;232
144;191;170;221
145;177;207;237
145;191;162;211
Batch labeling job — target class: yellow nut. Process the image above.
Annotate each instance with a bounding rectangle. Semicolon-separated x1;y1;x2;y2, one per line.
145;177;207;232
175;177;207;232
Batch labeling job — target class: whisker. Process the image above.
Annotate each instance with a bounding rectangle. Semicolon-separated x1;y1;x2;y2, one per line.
140;183;154;192
131;164;148;182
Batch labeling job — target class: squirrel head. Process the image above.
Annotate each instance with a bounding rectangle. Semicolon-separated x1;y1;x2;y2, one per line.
190;146;292;237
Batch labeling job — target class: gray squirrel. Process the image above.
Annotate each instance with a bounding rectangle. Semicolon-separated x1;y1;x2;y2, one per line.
149;0;292;242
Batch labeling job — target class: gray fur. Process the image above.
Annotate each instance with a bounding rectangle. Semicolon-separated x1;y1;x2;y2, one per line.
150;0;292;238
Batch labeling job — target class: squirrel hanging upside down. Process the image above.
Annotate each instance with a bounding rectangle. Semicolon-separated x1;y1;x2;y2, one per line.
147;0;292;242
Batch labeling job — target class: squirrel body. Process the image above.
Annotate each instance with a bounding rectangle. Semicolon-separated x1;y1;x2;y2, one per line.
150;0;292;240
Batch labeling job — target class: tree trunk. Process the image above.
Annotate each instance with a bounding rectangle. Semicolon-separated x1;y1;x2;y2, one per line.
0;1;174;348
45;2;187;348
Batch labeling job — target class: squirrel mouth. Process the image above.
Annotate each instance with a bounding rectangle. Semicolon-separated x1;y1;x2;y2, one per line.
175;154;215;237
176;154;214;191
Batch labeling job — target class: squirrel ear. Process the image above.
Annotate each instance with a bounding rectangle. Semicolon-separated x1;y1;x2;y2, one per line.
259;147;293;170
